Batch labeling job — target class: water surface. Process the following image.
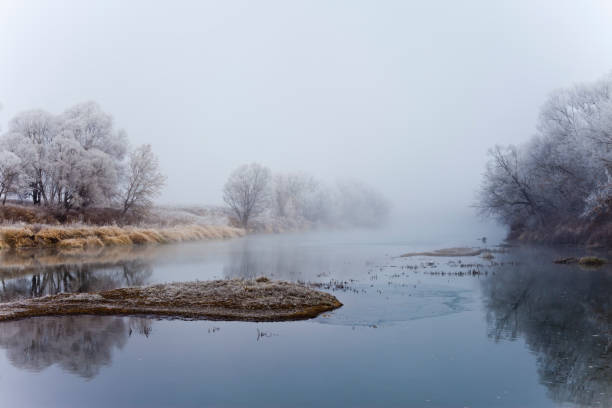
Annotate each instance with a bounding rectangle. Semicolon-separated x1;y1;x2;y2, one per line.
0;230;609;407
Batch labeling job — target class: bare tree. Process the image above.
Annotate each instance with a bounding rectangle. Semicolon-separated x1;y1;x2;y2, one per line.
223;163;271;228
477;145;547;229
479;146;535;214
121;144;166;216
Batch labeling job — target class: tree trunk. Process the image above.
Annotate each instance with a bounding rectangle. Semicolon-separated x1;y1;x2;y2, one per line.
32;188;40;205
39;182;48;206
122;201;130;216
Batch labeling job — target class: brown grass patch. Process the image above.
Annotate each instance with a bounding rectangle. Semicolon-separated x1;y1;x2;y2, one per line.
0;225;245;250
57;236;105;249
578;256;607;266
0;279;343;322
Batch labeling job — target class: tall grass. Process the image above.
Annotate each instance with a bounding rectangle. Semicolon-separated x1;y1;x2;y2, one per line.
0;224;245;250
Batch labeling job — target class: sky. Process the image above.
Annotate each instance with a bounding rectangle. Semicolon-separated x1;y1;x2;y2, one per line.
2;0;612;229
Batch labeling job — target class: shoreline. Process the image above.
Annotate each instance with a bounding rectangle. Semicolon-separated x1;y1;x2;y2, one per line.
0;224;246;250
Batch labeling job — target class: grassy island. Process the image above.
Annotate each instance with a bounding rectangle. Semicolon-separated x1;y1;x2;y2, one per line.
0;278;343;322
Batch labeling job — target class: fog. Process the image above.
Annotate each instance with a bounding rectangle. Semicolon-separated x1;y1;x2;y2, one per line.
2;0;612;233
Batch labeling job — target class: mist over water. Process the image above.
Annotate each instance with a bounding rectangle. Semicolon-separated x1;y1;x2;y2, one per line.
0;232;609;407
2;1;612;407
3;1;612;218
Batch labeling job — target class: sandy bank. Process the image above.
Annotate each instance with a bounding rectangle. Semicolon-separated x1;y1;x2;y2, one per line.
0;278;343;322
0;224;245;250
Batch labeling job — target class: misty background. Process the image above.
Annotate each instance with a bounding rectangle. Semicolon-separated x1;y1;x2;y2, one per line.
2;0;612;239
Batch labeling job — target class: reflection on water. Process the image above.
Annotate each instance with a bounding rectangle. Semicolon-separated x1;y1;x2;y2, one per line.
0;245;159;272
0;256;152;302
0;236;609;407
481;248;612;408
0;316;152;379
222;237;337;281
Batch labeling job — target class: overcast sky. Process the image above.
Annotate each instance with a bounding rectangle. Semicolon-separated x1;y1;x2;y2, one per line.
2;0;612;227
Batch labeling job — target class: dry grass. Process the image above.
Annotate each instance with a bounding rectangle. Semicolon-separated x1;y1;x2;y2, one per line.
578;256;607;266
0;279;343;322
0;202;136;225
0;203;233;227
0;224;245;250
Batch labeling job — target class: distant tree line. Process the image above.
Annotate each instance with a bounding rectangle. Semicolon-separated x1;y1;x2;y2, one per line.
223;163;389;228
0;102;165;216
478;73;612;239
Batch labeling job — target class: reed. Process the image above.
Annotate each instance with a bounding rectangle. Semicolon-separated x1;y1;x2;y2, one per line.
0;224;245;250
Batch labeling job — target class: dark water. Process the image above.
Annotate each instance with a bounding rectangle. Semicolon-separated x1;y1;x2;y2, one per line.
0;231;609;408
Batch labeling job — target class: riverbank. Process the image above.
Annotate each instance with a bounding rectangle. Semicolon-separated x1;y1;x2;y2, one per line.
0;278;343;322
507;217;612;248
0;202;316;250
0;224;245;250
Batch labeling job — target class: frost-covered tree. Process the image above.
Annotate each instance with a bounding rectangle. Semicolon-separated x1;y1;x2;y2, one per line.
0;102;131;209
58;101;128;159
0;150;22;205
55;102;127;207
582;169;612;219
49;137;121;209
299;184;334;224
334;180;390;227
223;165;389;228
478;72;612;233
223;163;271;228
273;173;318;218
532;84;609;218
3;109;57;205
120;144;166;215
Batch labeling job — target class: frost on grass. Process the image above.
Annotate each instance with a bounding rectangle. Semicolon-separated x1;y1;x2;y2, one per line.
0;278;343;322
0;224;245;250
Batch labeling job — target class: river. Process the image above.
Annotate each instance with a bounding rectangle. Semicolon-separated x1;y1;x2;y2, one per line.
0;230;609;407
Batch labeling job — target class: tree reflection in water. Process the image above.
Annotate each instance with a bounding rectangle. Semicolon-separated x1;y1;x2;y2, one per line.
223;237;340;281
481;248;611;407
0;249;154;302
0;247;157;378
0;316;152;379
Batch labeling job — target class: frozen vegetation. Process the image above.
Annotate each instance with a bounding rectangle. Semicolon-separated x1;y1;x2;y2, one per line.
0;102;164;214
0;224;244;250
0;103;389;253
0;278;343;322
223;163;390;230
478;72;612;246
